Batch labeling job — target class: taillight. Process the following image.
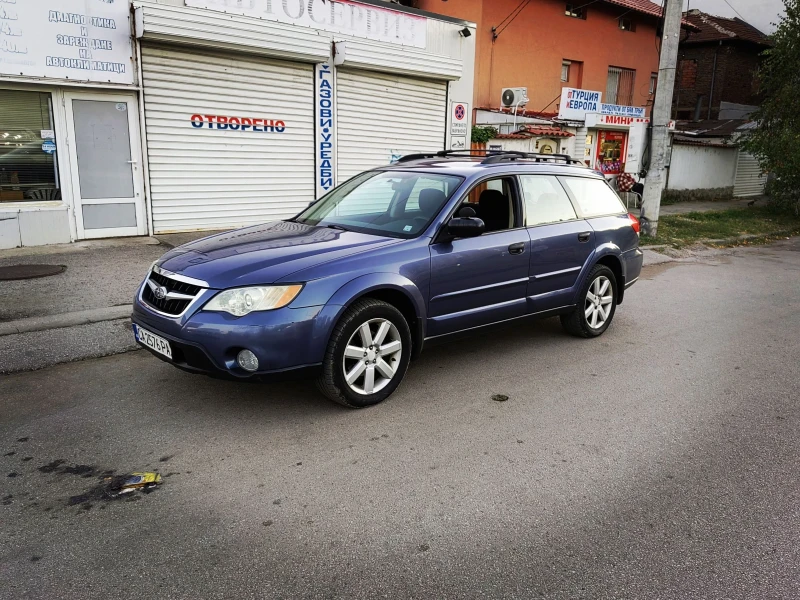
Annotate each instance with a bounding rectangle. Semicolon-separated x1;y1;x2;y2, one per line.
628;212;640;235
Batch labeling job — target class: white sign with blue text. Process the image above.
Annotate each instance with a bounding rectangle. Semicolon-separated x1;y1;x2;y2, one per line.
558;88;602;121
315;62;336;198
0;0;133;84
601;104;646;118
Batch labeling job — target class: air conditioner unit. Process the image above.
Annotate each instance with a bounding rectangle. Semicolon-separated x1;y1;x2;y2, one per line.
501;87;529;108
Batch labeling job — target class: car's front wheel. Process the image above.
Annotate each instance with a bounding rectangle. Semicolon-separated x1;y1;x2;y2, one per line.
560;264;618;338
317;298;412;408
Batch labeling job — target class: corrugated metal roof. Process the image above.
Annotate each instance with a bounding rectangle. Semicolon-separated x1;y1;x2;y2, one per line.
673;137;735;148
476;107;559;120
683;10;772;45
674;119;750;137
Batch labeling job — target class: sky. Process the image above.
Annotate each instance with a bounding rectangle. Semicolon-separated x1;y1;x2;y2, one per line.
683;0;785;34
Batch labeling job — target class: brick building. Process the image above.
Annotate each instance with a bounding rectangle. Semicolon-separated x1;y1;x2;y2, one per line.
674;9;772;120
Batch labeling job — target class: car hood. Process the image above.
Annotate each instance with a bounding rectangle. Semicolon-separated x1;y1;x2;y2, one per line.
158;221;400;288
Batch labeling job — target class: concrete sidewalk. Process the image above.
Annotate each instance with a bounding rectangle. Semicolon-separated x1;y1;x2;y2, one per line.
0;232;221;373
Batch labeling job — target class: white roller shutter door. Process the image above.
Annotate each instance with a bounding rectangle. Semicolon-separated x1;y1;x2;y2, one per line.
141;46;315;233
337;69;447;183
734;150;766;197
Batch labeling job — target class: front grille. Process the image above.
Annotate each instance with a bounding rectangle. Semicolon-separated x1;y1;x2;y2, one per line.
141;270;203;316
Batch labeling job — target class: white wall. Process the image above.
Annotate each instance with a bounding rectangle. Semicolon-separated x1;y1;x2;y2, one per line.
668;144;738;191
486;137;570;155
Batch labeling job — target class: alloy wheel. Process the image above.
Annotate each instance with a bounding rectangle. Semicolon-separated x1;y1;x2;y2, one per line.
341;318;403;395
585;275;613;329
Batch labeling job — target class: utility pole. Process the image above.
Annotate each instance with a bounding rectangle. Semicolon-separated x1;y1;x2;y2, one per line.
641;0;683;237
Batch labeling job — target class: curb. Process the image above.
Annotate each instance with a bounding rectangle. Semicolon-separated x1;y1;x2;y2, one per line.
641;230;798;251
0;306;132;337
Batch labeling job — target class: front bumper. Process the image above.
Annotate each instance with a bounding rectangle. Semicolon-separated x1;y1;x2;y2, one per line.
132;293;326;381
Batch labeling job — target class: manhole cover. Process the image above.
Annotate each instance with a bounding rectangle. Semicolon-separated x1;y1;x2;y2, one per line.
0;264;67;281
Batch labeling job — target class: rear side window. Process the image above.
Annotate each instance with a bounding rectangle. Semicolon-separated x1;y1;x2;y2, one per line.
519;175;577;226
559;176;626;218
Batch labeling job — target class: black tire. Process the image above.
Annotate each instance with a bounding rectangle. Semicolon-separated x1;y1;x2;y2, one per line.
560;264;618;338
316;298;412;408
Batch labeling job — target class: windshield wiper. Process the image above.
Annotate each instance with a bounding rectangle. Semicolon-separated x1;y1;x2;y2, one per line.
322;224;350;231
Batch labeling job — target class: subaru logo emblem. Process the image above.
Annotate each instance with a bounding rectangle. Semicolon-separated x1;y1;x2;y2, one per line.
153;286;167;300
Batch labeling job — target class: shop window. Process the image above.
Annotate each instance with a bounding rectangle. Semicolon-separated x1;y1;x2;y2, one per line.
593;130;627;175
606;66;635;106
679;59;698;89
0;90;61;202
619;18;636;31
650;73;658;95
561;60;571;82
565;3;586;19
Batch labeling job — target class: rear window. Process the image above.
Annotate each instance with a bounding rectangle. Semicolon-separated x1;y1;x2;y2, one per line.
559;176;626;218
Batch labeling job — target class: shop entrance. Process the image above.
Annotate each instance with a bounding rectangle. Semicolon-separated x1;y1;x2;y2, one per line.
64;92;146;239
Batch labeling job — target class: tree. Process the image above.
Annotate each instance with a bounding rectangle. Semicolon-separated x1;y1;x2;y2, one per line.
741;0;800;214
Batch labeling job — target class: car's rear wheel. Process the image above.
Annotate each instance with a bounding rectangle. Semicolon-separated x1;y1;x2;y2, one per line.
317;298;412;408
560;264;617;338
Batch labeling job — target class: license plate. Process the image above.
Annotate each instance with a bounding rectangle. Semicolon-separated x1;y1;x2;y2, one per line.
133;324;173;360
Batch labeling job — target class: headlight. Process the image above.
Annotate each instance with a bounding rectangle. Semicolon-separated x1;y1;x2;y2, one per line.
203;285;303;316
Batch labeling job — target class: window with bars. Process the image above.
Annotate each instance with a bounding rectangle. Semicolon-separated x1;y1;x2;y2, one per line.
606;66;636;106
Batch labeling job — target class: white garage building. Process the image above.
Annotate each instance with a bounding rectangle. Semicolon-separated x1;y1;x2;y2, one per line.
135;0;476;234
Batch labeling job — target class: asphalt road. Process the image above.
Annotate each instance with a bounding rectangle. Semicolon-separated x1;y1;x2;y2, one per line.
2;240;799;600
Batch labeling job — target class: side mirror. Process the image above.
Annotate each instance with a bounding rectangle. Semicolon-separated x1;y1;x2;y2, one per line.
447;216;485;238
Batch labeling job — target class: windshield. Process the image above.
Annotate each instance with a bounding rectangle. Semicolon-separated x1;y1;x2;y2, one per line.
295;171;464;238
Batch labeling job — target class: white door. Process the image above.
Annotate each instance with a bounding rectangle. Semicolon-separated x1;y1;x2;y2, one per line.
64;92;146;239
140;45;315;234
337;69;447;183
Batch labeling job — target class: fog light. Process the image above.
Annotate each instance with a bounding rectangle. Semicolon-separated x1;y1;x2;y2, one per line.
237;349;259;372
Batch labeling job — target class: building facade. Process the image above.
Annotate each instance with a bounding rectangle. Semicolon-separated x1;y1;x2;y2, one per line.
1;0;475;247
414;0;682;181
0;0;141;247
415;0;664;118
674;10;771;121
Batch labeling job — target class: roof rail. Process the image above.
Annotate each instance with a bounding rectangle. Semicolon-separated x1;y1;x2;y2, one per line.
481;152;583;165
395;149;584;166
395;149;484;163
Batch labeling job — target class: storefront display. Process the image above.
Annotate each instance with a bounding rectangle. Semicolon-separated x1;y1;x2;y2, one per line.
595;130;627;175
0;90;60;203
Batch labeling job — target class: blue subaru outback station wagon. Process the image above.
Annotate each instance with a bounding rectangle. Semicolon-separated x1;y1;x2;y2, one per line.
132;151;643;407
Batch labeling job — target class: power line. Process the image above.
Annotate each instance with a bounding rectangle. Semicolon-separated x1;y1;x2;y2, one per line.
721;0;747;21
494;0;532;38
495;0;528;30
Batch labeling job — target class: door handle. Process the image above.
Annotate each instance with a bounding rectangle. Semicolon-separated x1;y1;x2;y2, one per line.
508;242;526;255
578;232;591;243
